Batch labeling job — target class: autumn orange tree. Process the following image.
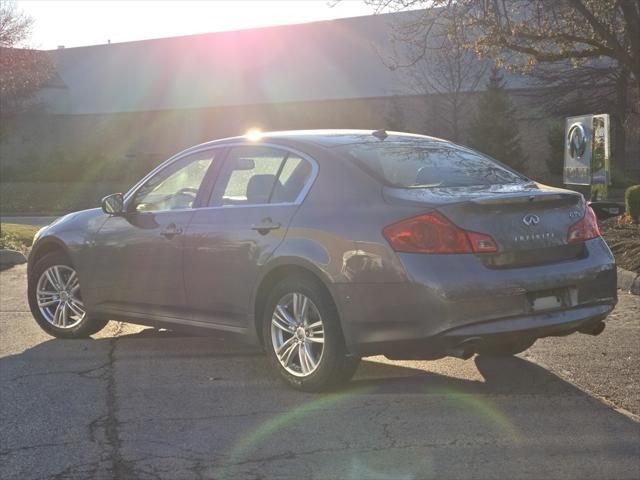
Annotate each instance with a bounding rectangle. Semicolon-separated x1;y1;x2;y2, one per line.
0;0;53;115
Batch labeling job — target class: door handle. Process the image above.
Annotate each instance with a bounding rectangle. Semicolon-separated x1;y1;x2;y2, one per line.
160;223;183;238
251;219;281;235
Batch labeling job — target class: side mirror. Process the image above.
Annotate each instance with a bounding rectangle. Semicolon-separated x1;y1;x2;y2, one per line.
102;193;125;215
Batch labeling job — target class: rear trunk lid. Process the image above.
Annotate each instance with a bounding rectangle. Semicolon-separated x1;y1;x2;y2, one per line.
384;183;587;267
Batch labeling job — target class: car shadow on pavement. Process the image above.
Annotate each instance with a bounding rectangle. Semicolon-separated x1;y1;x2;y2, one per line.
2;325;639;480
0;325;629;401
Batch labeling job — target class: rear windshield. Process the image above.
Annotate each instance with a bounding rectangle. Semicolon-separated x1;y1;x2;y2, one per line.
336;141;528;188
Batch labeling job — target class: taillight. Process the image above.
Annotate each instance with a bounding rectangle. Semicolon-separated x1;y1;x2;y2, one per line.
466;231;498;253
567;205;600;243
383;212;497;254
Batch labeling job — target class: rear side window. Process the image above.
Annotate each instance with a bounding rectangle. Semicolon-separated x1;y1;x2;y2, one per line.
336;141;527;188
209;147;313;206
271;154;313;203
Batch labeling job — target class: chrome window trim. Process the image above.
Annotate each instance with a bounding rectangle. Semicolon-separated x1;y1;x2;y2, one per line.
123;142;318;214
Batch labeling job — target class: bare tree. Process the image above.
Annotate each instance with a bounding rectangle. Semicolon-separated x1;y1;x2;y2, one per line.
395;6;487;142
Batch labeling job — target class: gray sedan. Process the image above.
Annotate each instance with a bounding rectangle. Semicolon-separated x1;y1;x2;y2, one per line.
27;130;617;391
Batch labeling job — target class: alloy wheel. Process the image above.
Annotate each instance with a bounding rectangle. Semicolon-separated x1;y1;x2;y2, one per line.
36;265;86;329
271;292;325;377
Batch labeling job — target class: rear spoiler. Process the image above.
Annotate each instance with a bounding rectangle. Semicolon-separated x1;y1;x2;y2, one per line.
470;192;580;206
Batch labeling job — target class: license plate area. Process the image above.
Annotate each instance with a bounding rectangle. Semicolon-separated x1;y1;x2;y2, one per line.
527;287;577;312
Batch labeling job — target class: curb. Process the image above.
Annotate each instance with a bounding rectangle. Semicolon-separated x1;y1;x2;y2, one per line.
0;249;27;267
617;267;640;295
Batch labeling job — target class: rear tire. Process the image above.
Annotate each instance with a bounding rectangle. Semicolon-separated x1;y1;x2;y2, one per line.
262;274;360;392
28;251;108;338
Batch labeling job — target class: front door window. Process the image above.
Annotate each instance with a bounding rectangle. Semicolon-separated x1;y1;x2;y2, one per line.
132;151;216;212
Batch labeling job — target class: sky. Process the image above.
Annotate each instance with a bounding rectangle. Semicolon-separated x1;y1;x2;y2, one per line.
17;0;377;50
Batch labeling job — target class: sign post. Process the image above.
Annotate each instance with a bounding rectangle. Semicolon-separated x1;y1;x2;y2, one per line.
564;114;611;200
564;114;622;218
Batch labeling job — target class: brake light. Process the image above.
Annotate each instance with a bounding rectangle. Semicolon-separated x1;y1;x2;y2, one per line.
567;205;600;243
383;212;497;254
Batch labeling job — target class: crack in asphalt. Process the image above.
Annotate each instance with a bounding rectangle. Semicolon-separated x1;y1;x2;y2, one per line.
52;322;136;479
103;324;135;479
0;442;83;456
8;362;110;382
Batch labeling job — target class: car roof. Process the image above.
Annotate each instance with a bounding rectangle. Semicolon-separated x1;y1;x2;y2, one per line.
185;129;450;152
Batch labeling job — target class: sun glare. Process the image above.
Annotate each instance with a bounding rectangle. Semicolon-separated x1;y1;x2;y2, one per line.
245;128;263;141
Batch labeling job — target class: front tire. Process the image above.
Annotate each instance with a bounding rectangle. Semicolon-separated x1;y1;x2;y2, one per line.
28;251;108;338
263;275;360;392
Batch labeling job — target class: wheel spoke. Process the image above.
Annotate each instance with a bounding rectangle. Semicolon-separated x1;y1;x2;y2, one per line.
277;337;297;366
53;302;64;326
45;270;61;290
72;298;85;308
65;271;77;289
292;293;300;322
67;299;85;317
298;344;309;374
61;303;69;327
308;321;323;331
37;289;58;296
37;290;59;307
293;293;308;323
273;306;295;332
38;298;59;308
53;267;66;291
307;321;324;343
276;336;295;356
299;295;309;324
303;343;316;370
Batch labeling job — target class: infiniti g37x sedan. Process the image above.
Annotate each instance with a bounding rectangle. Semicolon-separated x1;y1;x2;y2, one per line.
27;130;617;391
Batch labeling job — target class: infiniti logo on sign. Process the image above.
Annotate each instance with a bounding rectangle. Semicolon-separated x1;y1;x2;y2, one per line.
522;214;540;226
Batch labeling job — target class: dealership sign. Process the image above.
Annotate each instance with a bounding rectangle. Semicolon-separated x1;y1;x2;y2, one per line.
564;114;610;186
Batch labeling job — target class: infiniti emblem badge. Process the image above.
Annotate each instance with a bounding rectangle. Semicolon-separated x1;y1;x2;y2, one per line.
522;214;540;226
567;123;587;160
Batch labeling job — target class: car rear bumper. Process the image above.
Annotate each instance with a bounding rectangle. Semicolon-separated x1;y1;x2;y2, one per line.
332;237;617;357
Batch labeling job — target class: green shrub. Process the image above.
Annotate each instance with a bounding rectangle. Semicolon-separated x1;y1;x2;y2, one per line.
626;185;640;224
0;223;39;254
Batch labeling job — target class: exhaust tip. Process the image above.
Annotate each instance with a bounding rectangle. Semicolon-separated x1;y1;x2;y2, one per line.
578;321;606;336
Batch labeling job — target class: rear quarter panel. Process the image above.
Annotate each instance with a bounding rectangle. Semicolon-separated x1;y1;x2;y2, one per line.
269;146;410;285
258;146;418;350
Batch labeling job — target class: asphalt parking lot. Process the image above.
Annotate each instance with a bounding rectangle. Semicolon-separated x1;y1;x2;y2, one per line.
1;264;639;480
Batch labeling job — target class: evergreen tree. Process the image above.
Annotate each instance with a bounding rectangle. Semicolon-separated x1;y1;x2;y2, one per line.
468;68;526;172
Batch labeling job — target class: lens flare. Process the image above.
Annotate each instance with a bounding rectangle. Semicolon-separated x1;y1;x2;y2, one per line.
214;375;520;479
245;128;263;141
216;388;370;479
